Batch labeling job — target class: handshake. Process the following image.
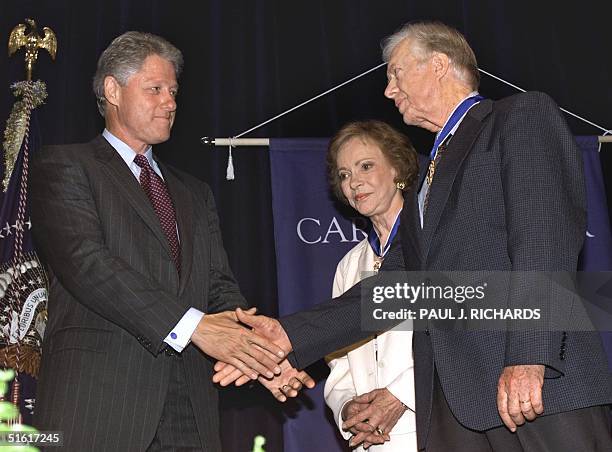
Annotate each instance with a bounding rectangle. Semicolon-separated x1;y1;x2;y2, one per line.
190;307;407;449
190;307;315;401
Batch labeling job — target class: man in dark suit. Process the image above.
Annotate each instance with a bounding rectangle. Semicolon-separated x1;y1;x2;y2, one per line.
222;21;612;451
29;31;288;451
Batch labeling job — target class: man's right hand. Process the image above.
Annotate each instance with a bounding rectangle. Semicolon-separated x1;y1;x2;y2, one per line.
212;308;293;385
235;307;292;352
190;310;285;380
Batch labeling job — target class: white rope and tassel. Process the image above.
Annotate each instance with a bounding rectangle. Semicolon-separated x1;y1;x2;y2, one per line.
218;62;388;179
207;63;612;177
478;68;612;138
226;137;235;180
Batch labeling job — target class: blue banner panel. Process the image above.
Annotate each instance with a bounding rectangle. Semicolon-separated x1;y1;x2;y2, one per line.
576;136;612;371
270;138;367;452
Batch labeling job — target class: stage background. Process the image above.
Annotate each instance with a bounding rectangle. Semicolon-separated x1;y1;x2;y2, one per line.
2;1;612;450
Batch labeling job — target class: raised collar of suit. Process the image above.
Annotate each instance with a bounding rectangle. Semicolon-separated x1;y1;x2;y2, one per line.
102;128;163;180
434;90;481;148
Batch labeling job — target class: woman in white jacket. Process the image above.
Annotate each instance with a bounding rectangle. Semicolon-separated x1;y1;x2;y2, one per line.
324;120;419;451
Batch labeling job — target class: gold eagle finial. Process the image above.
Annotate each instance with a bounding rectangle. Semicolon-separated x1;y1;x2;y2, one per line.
8;19;57;81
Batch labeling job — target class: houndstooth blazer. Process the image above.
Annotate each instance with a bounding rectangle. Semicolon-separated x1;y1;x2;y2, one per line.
281;92;612;448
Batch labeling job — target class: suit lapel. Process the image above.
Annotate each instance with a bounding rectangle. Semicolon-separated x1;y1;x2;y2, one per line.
159;162;194;296
400;182;422;270
417;153;430;192
92;136;173;260
421;100;493;265
402;153;429;270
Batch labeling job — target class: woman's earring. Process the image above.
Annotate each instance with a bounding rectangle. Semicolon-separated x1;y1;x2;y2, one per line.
396;181;406;190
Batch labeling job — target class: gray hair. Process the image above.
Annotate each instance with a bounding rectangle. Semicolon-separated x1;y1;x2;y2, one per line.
92;31;183;116
382;21;479;90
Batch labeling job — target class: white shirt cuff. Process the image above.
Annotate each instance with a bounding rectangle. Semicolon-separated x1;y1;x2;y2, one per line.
164;307;204;352
337;399;354;440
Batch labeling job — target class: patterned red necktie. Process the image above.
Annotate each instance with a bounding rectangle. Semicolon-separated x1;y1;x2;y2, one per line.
133;154;181;274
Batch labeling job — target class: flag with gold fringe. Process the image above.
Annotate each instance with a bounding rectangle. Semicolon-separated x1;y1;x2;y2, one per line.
0;80;49;425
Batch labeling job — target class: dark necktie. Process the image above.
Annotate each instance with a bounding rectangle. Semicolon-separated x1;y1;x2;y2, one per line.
133;154;181;274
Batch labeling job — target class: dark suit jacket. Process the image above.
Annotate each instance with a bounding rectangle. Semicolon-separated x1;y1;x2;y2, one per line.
30;135;247;451
280;92;612;446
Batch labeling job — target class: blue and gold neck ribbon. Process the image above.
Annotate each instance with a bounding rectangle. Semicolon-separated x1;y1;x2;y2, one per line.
368;210;402;258
429;94;484;160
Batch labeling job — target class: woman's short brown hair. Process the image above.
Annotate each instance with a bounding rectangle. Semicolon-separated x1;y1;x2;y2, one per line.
327;120;418;203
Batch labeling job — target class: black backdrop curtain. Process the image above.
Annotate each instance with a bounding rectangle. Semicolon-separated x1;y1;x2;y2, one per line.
1;1;612;450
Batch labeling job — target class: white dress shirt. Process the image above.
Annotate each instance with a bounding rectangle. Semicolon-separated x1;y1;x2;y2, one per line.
102;129;203;352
